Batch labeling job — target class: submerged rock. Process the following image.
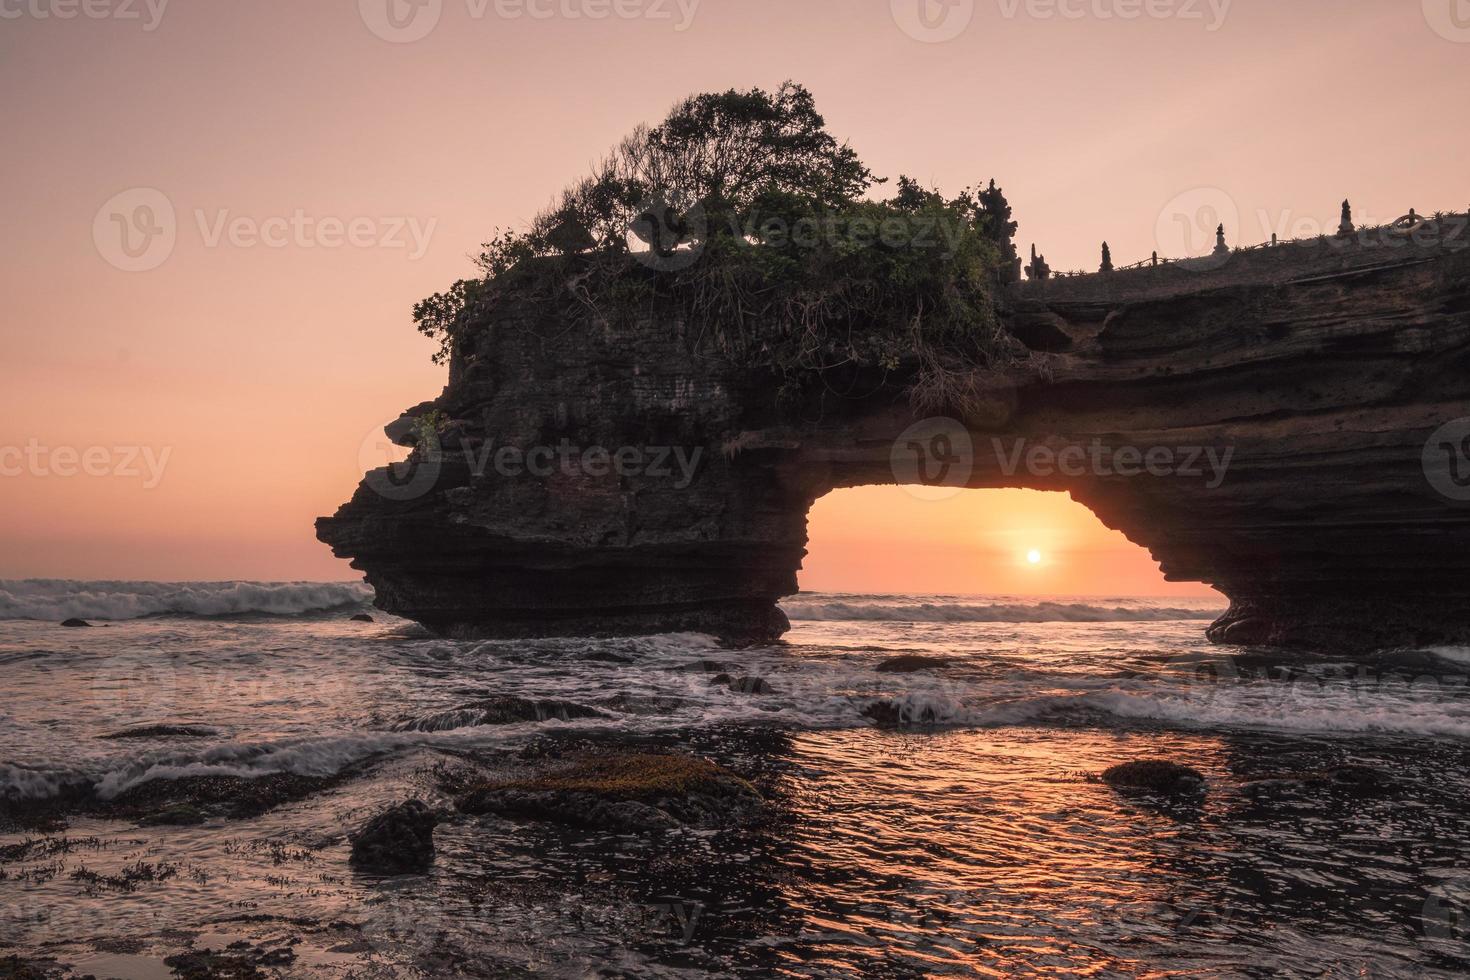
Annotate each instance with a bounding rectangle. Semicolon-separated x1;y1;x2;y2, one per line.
861;700;942;727
349;613;374;623
1242;764;1396;801
349;799;436;874
1101;760;1206;794
875;655;954;673
392;696;606;732
0;956;61;979
455;752;765;831
164;944;295;979
59;619;92;628
99;724;218;740
726;675;776;695
104;772;341;822
137;803;208;827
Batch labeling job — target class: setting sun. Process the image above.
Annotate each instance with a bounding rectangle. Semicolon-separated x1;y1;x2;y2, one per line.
1026;549;1043;565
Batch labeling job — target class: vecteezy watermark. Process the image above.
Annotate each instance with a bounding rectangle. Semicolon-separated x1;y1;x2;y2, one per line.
93;187;176;273
0;440;172;488
890;0;976;42
890;418;1234;496
359;0;700;43
630;195;980;271
467;439;703;487
0;0;169;30
1423;417;1470;502
358;418;706;501
891;417;975;500
1423;0;1470;43
651;899;703;943
93;188;438;272
1423;875;1470;953
993;438;1234;488
1155;187;1240;271
891;0;1229;42
996;0;1230;29
628;194;708;272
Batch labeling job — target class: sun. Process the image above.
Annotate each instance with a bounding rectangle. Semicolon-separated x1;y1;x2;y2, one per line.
1026;548;1043;565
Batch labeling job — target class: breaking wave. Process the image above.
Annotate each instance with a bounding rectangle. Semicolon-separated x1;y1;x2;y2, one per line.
783;595;1221;624
0;579;374;622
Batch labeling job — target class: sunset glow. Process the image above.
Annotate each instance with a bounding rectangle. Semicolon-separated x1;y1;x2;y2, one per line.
801;487;1219;598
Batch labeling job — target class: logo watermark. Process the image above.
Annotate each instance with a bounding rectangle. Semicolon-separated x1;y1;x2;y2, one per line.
891;0;975;42
359;0;700;43
1155;187;1239;271
93;187;176;273
892;0;1229;42
0;0;169;30
890;417;1234;497
0;440;172;488
93;188;438;271
358;418;706;501
1424;417;1470;502
1423;0;1470;42
993;437;1233;488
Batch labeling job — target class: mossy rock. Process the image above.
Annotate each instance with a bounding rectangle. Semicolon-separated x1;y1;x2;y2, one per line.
1100;760;1206;794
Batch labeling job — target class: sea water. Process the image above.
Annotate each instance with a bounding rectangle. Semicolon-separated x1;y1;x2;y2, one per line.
2;580;1469;977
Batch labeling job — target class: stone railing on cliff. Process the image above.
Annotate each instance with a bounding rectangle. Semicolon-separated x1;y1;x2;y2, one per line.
319;210;1470;654
1015;211;1470;305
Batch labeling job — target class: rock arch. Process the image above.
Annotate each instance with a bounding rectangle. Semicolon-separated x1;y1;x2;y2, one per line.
319;232;1470;652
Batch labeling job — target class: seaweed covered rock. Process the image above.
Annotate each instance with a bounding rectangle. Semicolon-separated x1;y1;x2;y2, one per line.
1100;760;1206;794
349;799;436;874
455;752;764;831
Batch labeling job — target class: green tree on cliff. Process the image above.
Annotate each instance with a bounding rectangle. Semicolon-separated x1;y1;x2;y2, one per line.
415;82;1023;412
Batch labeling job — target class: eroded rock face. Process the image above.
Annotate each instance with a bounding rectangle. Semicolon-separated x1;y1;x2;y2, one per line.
318;232;1470;652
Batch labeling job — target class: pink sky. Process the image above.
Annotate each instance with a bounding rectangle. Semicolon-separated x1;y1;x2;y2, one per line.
1;0;1465;593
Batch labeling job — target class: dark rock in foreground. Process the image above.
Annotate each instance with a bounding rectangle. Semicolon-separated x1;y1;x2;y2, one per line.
875;655;955;673
99;724;219;740
59;619;92;628
1101;760;1206;794
106;773;341;824
164;944;295;979
137;803;208;826
392;696;605;732
0;956;61;980
1242;764;1396;801
349;799;436;874
862;700;943;727
726;675;775;694
455;752;765;831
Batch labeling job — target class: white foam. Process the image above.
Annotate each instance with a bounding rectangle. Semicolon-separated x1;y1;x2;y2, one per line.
0;580;374;621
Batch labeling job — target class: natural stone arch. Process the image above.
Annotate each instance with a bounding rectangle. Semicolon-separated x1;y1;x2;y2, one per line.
319;232;1470;652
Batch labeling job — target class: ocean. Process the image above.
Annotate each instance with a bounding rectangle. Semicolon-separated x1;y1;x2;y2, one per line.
2;580;1470;978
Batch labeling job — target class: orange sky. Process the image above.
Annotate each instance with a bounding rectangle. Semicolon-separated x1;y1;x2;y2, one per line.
1;1;1464;592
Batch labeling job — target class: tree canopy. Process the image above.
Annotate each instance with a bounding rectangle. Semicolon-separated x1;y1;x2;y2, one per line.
414;82;1025;412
